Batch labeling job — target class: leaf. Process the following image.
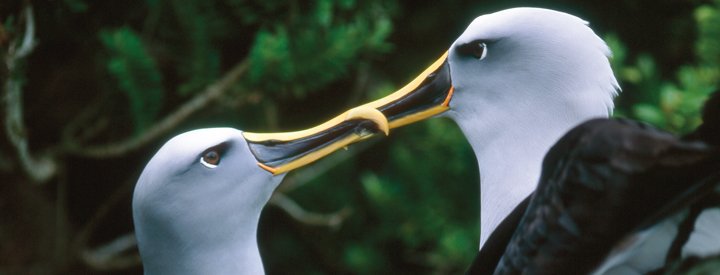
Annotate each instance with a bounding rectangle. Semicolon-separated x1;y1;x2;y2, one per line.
633;104;666;128
244;0;395;98
168;0;223;96
63;0;88;13
100;27;164;134
604;33;627;71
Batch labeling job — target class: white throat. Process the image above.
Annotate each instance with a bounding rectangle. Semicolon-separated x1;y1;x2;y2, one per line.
448;88;612;249
136;209;266;275
134;171;283;275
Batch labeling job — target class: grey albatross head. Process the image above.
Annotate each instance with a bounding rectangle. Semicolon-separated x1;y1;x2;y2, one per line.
133;107;389;274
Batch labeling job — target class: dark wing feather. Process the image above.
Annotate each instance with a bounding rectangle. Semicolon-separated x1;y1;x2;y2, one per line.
660;90;720;266
684;90;720;145
492;118;720;275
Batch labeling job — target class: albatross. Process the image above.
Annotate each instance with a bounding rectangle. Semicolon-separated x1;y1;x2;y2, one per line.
322;7;720;273
132;107;389;274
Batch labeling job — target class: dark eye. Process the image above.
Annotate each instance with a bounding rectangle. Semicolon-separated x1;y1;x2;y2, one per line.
200;150;220;168
457;40;488;60
199;142;230;168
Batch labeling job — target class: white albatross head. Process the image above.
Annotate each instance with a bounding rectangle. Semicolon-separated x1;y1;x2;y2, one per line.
133;108;389;274
133;128;279;275
332;7;620;248
447;7;618;122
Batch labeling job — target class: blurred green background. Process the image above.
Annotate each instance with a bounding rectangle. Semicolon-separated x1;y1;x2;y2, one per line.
1;0;719;274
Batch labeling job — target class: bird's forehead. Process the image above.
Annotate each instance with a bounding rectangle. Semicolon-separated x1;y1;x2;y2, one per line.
160;127;243;156
455;8;588;45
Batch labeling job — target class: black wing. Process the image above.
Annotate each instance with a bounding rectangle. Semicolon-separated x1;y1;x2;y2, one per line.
492;118;720;275
684;90;720;145
466;91;720;275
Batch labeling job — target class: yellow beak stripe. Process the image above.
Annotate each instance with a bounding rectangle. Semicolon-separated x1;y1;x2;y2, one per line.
242;51;449;143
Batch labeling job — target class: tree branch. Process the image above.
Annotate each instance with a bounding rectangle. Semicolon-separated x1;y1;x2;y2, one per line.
63;59;250;158
269;192;353;229
80;233;141;271
269;137;380;228
74;178;136;255
60;93;111;145
278;138;378;193
14;6;36;58
2;5;57;183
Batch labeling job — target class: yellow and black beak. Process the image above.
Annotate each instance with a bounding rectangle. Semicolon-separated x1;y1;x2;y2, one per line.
243;107;389;175
243;51;451;175
357;51;453;129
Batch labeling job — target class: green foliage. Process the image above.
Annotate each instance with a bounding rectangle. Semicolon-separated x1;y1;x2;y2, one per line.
163;0;223;96
95;0;396;135
3;15;16;34
63;0;88;13
342;242;389;273
100;27;164;134
696;0;720;66
245;0;394;97
358;119;479;273
608;0;720;133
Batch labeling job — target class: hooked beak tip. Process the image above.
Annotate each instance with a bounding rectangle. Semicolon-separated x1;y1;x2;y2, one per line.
345;106;390;136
